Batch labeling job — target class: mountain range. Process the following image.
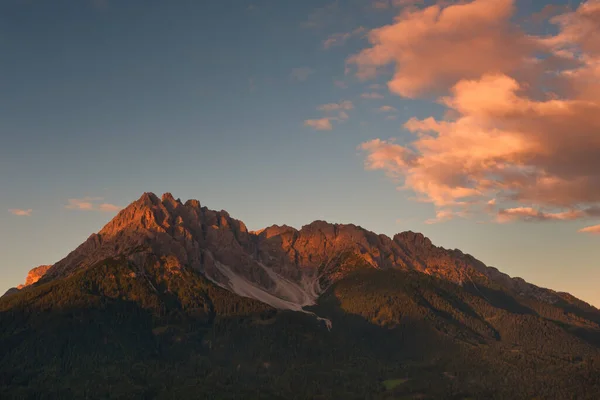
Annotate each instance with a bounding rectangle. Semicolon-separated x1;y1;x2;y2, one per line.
2;192;599;399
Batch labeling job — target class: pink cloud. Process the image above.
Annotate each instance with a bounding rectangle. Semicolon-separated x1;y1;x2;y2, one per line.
425;209;468;224
378;105;397;112
543;1;600;58
9;209;33;217
99;203;122;212
372;0;391;10
66;197;121;212
353;1;600;227
306;100;353;130
360;72;600;223
497;208;586;223
304;118;333;131
579;224;600;234
348;0;538;97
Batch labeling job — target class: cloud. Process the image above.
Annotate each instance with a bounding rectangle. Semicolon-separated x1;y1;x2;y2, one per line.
530;4;570;24
360;72;600;223
290;67;315;81
372;0;391;9
354;1;600;228
497;208;586;223
579;224;600;234
425;209;468;224
361;92;384;99
323;27;366;49
542;1;600;58
318;100;354;111
66;197;121;212
306;101;353;130
378;105;397;112
9;209;33;217
304;118;333;131
99;203;122;212
348;0;538;97
372;0;423;10
334;80;348;89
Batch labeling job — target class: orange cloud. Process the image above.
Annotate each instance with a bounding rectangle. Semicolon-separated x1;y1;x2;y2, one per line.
348;0;537;97
543;1;600;58
425;209;468;224
378;105;397;112
497;208;586;223
304;118;333;130
306;100;354;130
9;209;33;216
355;1;600;227
66;197;121;212
360;72;600;222
579;224;600;234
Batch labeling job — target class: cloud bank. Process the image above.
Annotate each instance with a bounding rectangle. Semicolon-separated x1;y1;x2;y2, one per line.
352;0;600;231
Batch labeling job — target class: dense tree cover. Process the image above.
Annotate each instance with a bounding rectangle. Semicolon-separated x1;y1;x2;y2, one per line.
1;258;599;399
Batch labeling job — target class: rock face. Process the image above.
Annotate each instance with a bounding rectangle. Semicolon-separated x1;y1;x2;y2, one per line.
2;287;19;297
16;265;51;289
26;192;591;311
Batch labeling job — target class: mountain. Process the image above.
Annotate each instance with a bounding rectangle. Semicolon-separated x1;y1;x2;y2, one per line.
1;192;600;399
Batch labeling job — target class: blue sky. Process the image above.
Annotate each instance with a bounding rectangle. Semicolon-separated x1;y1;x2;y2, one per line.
2;0;599;307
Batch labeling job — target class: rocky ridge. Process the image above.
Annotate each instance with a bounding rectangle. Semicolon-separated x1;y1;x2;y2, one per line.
8;192;593;312
17;265;51;289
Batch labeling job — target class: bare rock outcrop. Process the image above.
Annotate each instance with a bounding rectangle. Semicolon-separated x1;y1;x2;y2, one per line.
25;192;579;311
17;265;51;289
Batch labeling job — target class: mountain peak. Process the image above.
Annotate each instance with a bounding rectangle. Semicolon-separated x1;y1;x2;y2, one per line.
184;199;201;209
19;191;589;314
394;230;433;248
161;192;174;201
138;192;161;207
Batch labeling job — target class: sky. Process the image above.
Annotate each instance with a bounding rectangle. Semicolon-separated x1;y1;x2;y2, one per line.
1;0;599;306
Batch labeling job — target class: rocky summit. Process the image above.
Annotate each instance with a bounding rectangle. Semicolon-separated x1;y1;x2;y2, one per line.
12;192;587;312
2;193;600;399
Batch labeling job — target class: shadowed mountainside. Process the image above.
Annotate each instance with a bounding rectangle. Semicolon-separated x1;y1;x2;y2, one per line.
2;192;600;399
